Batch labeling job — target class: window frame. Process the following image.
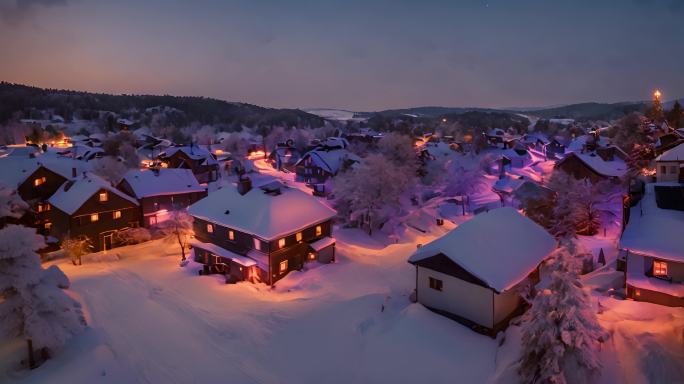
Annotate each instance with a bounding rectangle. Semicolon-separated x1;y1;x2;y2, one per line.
315;225;322;237
228;230;235;241
99;191;108;202
253;237;261;251
279;259;288;274
113;210;122;219
428;277;443;291
296;232;303;242
653;260;668;277
90;213;99;222
278;238;286;249
206;224;214;233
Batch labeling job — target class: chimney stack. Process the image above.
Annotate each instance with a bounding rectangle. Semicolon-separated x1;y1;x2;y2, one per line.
237;176;252;195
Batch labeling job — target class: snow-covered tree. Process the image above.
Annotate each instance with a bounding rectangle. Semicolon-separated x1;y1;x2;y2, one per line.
114;227;151;246
443;163;486;200
377;132;419;174
193;125;217;146
223;133;249;158
519;241;606;384
333;154;412;235
92;156;128;185
62;235;93;266
0;225;86;367
156;211;194;263
0;184;28;221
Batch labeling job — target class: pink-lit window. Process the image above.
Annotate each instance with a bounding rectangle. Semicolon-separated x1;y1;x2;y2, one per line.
228;230;235;241
253;238;261;251
206;224;214;233
653;260;668;277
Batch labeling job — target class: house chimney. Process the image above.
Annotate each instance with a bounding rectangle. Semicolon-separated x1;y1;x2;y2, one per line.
71;167;77;178
237;176;252;195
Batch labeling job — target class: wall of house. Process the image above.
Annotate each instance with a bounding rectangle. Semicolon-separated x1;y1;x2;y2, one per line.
192;217;255;255
656;161;683;182
556;155;602;183
493;288;523;325
163;152;218;183
265;220;332;252
416;266;494;329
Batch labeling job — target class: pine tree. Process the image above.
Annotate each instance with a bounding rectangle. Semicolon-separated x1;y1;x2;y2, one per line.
666;100;683;129
0;225;86;367
519;241;606;384
646;90;664;122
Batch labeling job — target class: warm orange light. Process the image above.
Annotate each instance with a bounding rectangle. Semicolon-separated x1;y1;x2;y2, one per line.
214;149;224;155
654;90;661;99
635;290;641;297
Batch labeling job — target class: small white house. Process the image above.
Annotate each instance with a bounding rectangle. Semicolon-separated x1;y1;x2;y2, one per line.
655;142;684;183
408;207;556;335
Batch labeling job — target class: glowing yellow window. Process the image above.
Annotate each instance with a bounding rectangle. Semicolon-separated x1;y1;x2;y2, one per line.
90;213;99;222
279;259;288;273
228;230;235;241
653;260;668;277
296;232;302;242
315;225;322;236
113;211;122;219
278;238;286;249
34;177;46;187
206;224;214;233
44;222;52;230
99;192;108;202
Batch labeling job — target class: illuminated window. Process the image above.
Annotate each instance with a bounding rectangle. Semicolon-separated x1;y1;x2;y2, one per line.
253;238;261;251
149;216;157;226
278;238;286;248
228;230;235;241
206;224;214;233
37;203;51;213
113;211;122;219
90;213;99;222
279;260;288;273
99;191;108;202
315;225;322;236
34;177;46;187
296;232;302;242
429;277;443;291
653;260;668;277
44;222;52;230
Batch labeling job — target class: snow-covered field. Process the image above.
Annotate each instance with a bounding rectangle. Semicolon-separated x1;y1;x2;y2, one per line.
2;221;683;384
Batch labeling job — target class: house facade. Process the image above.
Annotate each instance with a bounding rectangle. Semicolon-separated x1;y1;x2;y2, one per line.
295;146;359;196
655;142;684;183
187;180;337;285
408;207;556;335
47;174;141;251
158;145;219;184
555;150;627;183
620;183;684;307
117;168;207;227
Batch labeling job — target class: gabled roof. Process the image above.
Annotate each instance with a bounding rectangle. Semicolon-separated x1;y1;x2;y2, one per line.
120;168;204;199
160;145;218;165
408;207;556;292
188;181;337;241
296;148;359;175
49;173;138;215
559;152;627;178
620;183;684;263
0;155;90;188
656;141;684;162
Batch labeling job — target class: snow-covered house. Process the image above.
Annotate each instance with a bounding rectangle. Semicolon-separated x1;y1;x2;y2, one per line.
158;145;219;184
408;207;556;335
485;128;520;149
555;150;627;182
47;173;140;251
117;168;207;227
295;147;359;196
620;183;684;307
655;142;684;183
501;145;533;169
187;180;337;285
268;143;302;172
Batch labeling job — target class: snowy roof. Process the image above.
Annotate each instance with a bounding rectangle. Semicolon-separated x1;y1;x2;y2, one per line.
0;155;90;188
296;148;359;175
309;236;336;251
161;145;218;165
3;145;40;158
567;134;610;152
493;177;526;194
522;133;550;144
49;173;138;215
620;183;684;263
121;169;205;199
408;207;556;292
564;152;627;178
188;181;337;241
190;240;256;267
656;142;684;162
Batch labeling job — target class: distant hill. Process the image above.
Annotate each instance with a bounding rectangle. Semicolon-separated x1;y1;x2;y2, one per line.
521;102;646;121
0;82;325;129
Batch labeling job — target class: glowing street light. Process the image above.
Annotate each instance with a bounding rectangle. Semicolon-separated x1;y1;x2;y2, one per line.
654;89;661;100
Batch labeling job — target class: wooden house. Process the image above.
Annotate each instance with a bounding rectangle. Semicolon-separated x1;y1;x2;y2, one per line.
158;145;219;184
485;128;519;149
268;142;302;172
555;150;627;183
295;146;359;196
187;179;337;285
620;183;684;307
117;168;207;227
47;173;140;251
655;142;684;183
408;207;556;335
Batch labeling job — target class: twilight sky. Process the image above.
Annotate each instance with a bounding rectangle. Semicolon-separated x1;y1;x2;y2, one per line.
0;0;682;111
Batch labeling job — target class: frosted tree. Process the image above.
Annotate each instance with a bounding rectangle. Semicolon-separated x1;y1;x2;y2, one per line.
223;133;249;158
377;132;419;174
0;184;28;221
333;154;412;235
193;125;217;146
519;241;606;384
444;163;486;199
92;156;128;185
0;225;86;368
62;235;93;266
157;210;194;263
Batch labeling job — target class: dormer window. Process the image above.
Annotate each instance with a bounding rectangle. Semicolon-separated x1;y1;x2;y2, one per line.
34;177;46;187
653;260;668;277
206;224;214;233
296;232;302;242
228;230;235;241
99;191;108;202
315;225;322;237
